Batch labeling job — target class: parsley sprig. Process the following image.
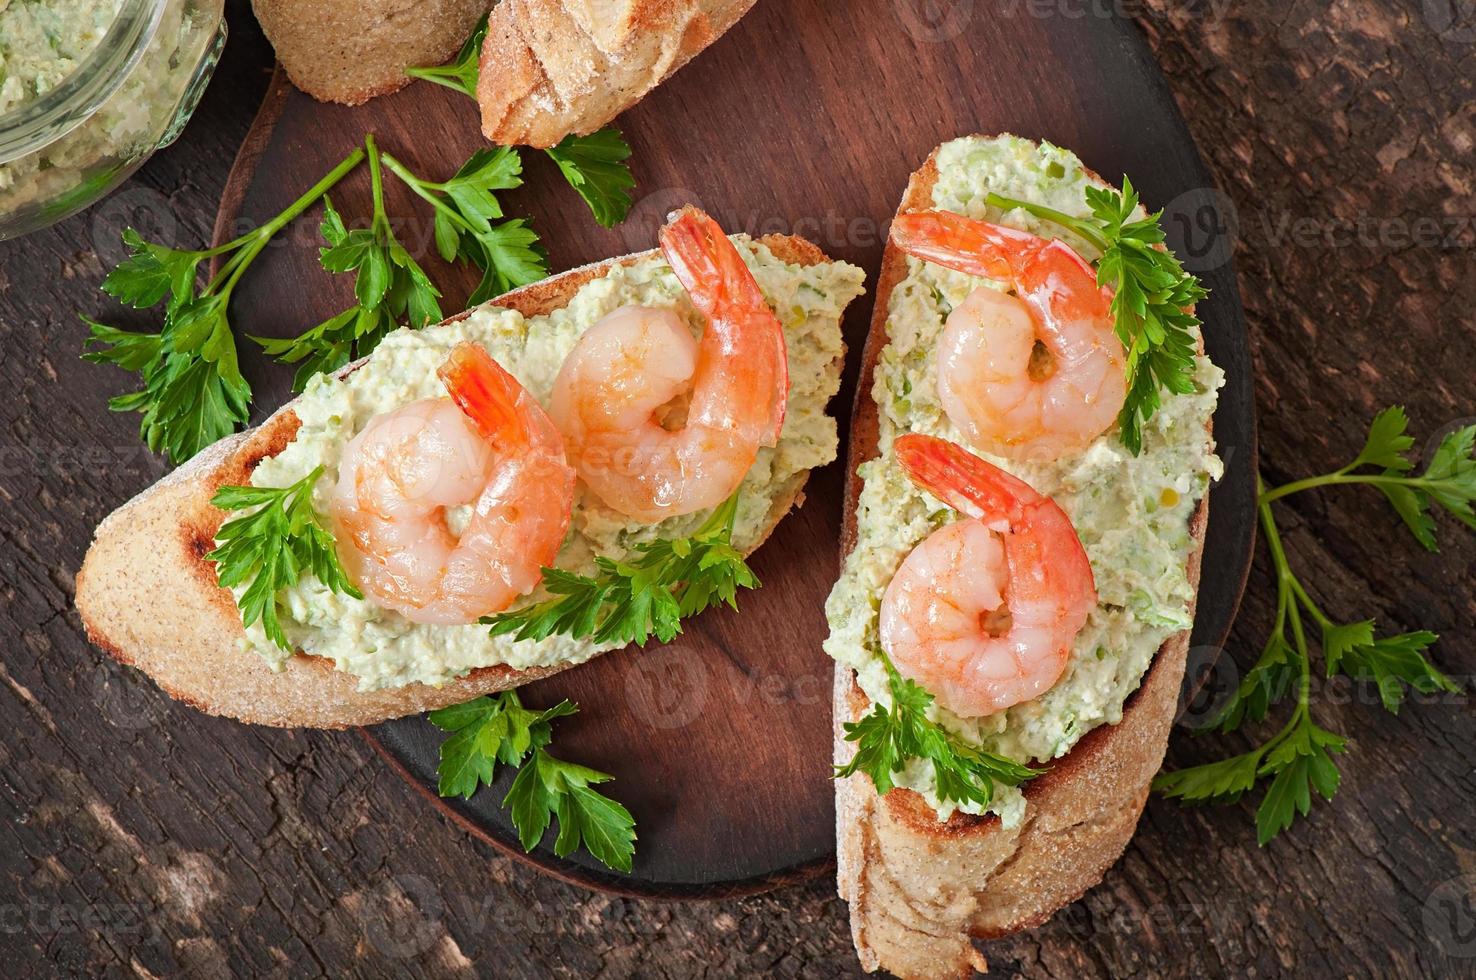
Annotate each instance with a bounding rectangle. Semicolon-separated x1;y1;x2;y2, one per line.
84;125;621;459
836;649;1042;808
255;136;443;389
545;129;637;228
987;176;1206;455
404;19;636;226
380;147;548;306
484;492;758;646
1155;408;1468;843
83;148;365;461
430;692;637;872
206;465;362;651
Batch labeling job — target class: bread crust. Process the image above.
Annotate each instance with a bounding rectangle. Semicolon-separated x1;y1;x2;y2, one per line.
476;0;757;148
75;233;841;729
832;139;1213;978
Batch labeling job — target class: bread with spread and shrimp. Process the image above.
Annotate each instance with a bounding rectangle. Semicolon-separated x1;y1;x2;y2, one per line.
825;134;1223;977
477;0;757;147
76;211;866;729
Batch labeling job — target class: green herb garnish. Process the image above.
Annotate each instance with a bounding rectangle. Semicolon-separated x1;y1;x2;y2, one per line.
484;492;758;646
1154;408;1468;843
545;128;637;228
836;649;1042;808
405;17;636;227
987;176;1206;455
254;136;443;389
206;465;362;651
380;147;548;306
430;692;637;872
403;12;487;99
83;148;365;462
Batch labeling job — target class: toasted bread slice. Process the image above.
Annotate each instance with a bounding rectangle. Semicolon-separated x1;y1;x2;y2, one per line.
477;0;756;147
76;233;848;729
832;142;1213;977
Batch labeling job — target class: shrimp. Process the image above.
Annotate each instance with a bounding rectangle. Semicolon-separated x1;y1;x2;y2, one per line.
549;206;788;523
330;342;576;625
891;209;1126;462
878;433;1096;718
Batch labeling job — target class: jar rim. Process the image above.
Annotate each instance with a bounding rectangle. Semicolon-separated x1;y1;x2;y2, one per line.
0;0;166;165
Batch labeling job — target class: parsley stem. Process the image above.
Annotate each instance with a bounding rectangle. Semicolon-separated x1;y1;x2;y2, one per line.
1260;472;1447;507
364;134;388;233
1258;479;1293;585
1287;577;1334;630
404;65;462;92
983;193;1110;252
269;146;367;237
1258;484;1315;733
696;491;741;536
223;146;367;253
378;151;480;234
206;145;368;293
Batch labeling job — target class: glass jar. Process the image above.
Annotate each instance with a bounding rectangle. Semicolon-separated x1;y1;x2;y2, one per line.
0;0;226;241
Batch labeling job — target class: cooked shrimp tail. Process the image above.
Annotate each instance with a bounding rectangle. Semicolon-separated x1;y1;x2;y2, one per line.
660;205;788;445
893;431;1038;523
891;209;1045;281
439;342;534;448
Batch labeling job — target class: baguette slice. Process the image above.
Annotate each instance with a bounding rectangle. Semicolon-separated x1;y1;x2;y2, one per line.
251;0;491;106
76;232;845;730
833;141;1212;978
477;0;757;147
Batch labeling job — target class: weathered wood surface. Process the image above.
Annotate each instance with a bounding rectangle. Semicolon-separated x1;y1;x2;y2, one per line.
0;1;1471;977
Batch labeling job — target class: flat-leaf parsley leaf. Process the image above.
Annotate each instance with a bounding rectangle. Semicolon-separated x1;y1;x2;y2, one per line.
83;149;366;461
484;492;759;646
545;128;637;228
836;650;1041;809
206;465;362;651
429;692;636;871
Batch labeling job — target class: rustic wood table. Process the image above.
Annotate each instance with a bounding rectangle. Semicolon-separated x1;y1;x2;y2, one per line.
2;2;1471;976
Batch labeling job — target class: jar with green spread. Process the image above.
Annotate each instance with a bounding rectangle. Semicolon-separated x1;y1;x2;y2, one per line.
0;0;225;239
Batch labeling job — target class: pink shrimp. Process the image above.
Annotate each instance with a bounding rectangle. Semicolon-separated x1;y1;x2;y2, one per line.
891;210;1125;462
549;206;788;523
331;342;575;625
879;433;1097;717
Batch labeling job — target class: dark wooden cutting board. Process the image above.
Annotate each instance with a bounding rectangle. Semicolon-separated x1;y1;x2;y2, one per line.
213;0;1256;897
